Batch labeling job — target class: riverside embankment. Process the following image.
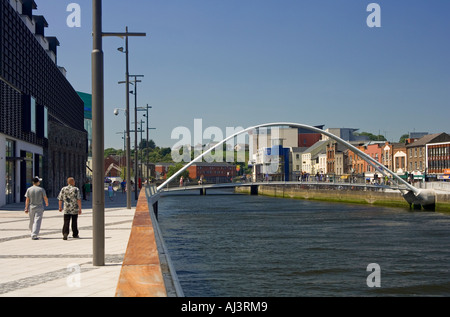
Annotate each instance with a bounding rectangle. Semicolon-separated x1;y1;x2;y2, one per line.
235;183;450;212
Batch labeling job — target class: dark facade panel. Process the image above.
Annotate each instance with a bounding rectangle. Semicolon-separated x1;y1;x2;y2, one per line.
0;0;84;132
1;0;87;200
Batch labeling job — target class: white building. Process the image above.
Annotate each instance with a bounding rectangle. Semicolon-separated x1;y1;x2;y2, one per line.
301;141;328;175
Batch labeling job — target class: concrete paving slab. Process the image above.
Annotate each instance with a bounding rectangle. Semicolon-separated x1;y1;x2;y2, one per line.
0;191;137;297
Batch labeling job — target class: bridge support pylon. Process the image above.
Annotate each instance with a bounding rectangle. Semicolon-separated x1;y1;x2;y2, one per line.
402;189;436;211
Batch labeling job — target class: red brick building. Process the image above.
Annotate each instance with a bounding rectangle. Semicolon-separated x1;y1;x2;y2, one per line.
104;155;127;178
155;162;236;183
187;162;236;183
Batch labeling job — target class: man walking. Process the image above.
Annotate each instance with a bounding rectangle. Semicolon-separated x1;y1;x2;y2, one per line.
25;177;49;240
58;177;82;240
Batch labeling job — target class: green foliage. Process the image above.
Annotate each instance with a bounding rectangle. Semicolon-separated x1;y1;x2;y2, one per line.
354;132;387;141
106;138;174;163
399;134;409;143
166;162;190;180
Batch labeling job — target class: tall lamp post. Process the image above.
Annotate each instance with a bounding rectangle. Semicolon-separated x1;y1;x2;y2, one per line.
137;104;154;180
111;33;145;210
121;75;144;201
131;75;144;200
130;123;145;190
92;0;146;266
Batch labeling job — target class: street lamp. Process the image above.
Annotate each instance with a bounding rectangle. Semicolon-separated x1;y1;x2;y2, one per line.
92;0;146;266
120;75;144;201
137;104;155;180
113;31;146;209
131;121;145;188
115;131;126;172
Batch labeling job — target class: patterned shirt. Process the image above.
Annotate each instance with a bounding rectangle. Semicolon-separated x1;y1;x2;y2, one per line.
58;185;81;215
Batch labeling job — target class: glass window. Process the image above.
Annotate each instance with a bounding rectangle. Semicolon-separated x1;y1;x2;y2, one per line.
44;107;48;139
25;152;34;189
84;118;92;157
6;139;15;157
30;97;36;133
5;140;16;204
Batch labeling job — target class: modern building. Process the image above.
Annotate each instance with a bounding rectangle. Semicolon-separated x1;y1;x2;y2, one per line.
406;133;450;181
298;126;324;148
253;144;290;181
426;141;450;180
0;0;87;206
251;126;324;157
77;91;92;177
323;128;370;143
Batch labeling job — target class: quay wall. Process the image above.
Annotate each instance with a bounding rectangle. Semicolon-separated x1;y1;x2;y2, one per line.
236;184;450;212
115;188;183;297
115;190;168;297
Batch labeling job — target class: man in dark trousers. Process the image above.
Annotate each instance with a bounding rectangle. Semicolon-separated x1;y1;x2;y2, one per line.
58;177;82;240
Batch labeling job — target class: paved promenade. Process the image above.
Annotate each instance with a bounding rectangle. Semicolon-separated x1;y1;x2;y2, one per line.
0;191;137;297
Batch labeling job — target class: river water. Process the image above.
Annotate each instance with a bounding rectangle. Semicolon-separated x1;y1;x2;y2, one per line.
157;192;450;297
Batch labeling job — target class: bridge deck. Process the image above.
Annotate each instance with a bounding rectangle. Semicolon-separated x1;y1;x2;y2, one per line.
160;181;395;194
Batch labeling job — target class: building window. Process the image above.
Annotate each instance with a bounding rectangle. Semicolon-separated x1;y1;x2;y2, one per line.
44;106;48;139
30;97;36;133
5;140;16;204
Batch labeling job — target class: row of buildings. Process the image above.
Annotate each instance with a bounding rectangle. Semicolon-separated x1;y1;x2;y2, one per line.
104;127;450;186
0;0;88;207
250;127;450;183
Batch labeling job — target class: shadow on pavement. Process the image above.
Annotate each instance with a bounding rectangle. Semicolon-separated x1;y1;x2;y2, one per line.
1;190;138;212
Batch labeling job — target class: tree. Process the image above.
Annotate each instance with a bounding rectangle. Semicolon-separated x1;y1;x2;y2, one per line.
166;163;190;181
139;139;156;150
355;132;387;141
104;148;123;158
399;134;409;143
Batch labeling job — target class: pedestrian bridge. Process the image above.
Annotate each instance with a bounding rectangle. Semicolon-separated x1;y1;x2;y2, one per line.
155;122;436;211
160;181;394;197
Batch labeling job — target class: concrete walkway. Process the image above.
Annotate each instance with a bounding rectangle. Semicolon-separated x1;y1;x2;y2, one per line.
0;191;137;297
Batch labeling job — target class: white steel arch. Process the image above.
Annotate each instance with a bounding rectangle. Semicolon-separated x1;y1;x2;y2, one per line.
157;122;419;195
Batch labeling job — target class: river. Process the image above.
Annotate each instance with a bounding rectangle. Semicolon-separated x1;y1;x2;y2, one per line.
157;191;450;297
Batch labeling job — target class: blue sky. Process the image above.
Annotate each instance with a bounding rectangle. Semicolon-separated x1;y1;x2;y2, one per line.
34;1;450;148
